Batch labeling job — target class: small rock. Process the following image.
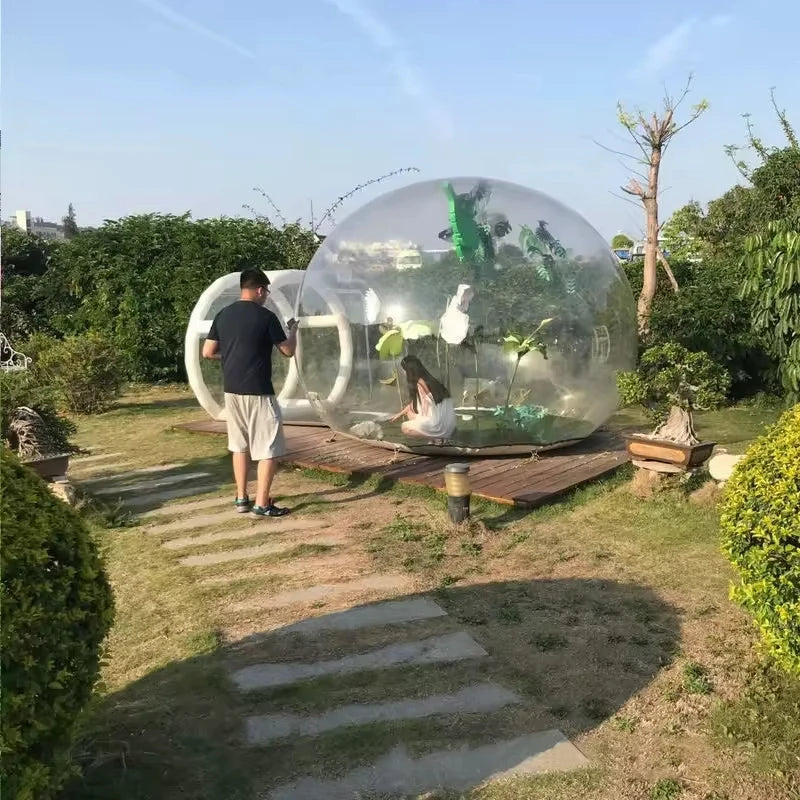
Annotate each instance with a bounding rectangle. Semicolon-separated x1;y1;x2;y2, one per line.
629;467;669;498
689;481;723;507
708;452;744;483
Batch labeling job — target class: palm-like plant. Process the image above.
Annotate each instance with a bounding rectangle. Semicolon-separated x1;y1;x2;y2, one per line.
375;320;436;411
502;318;553;410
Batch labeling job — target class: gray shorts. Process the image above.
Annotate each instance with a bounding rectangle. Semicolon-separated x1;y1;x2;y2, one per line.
224;394;286;461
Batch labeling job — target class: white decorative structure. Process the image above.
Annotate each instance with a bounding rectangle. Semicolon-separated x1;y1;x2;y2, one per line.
0;332;32;372
184;270;353;425
439;284;474;345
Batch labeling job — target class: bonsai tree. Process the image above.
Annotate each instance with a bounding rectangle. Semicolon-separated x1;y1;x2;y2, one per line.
0;371;77;459
617;343;730;445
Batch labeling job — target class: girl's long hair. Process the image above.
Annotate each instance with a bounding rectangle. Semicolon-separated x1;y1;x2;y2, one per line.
400;355;450;412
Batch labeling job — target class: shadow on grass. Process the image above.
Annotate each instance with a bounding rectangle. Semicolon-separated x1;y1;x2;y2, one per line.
64;578;679;800
112;396;201;414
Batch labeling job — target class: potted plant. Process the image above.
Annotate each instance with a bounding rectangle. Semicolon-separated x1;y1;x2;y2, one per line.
617;343;730;469
1;371;78;480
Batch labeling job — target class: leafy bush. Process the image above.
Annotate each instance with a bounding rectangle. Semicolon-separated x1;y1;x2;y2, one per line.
0;448;114;798
617;343;731;423
30;332;124;414
741;221;800;401
0;370;76;456
720;404;800;673
623;257;775;398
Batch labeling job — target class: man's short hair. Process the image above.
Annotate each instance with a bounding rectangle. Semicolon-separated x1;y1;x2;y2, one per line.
240;268;270;291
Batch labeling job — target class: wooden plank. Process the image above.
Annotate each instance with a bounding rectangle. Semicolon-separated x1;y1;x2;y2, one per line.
175;420;627;507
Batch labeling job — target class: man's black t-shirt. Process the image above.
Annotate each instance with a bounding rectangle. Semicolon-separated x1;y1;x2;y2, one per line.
207;301;287;396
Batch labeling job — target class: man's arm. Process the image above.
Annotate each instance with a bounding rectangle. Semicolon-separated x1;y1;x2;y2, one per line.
203;316;221;359
276;321;298;358
202;338;221;360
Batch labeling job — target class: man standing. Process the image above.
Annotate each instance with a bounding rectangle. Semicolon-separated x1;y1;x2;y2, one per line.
202;268;297;517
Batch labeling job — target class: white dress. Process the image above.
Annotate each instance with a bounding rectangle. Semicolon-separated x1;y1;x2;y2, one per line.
404;393;457;439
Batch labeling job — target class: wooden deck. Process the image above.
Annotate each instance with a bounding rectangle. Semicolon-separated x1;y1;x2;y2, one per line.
175;420;628;508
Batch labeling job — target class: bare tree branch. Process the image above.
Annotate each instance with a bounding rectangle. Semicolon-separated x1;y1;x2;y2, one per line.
314;167;420;233
657;249;680;293
251;187;287;226
609;190;643;210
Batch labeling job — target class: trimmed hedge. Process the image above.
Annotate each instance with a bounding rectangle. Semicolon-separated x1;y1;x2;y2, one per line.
720;404;800;673
0;449;115;798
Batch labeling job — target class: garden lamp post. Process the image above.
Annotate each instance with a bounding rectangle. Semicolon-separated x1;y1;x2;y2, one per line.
444;463;471;524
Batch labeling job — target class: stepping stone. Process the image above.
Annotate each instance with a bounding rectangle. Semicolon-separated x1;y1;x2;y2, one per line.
124;484;221;510
94;472;211;496
69;461;137;478
163;518;324;550
72;452;122;464
231;631;487;691
140;495;230;518
231;574;411;613
81;462;187;486
246;682;519;745
277;598;448;637
269;730;589;800
148;509;321;537
178;536;342;568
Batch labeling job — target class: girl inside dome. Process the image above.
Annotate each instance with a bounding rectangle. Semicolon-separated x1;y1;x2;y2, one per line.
390;355;457;444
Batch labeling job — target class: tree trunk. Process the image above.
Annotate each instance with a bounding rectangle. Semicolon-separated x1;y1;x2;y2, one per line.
637;149;662;334
650;405;699;446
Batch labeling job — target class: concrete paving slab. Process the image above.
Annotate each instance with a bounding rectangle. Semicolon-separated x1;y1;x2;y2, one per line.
246;682;519;744
269;729;589;800
140;495;230;518
277;598;448;637
124;485;220;509
71;452;122;463
231;631;487;691
163;518;325;550
178;536;342;568
83;463;188;487
69;461;136;477
94;471;211;496
149;509;324;537
231;574;411;613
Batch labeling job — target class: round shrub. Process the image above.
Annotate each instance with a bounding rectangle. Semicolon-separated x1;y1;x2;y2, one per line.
31;331;124;414
0;449;114;798
720;404;800;674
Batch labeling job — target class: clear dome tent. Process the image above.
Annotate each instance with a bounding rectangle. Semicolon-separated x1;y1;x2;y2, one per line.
185;269;352;425
295;177;637;455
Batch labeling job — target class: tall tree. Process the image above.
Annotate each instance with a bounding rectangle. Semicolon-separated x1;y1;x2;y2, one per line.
62;203;79;239
600;75;709;332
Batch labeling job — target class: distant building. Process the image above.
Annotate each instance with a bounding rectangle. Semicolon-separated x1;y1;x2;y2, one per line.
4;210;66;240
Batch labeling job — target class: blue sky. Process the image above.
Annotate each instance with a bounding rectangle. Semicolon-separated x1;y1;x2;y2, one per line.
3;0;799;240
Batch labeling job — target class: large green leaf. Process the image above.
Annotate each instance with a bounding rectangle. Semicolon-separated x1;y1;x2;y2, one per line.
399;320;435;340
376;329;404;358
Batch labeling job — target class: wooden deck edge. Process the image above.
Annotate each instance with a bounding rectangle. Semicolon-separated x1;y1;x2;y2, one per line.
287;452;628;509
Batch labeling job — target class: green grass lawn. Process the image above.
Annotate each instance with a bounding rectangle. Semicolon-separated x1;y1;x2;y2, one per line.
62;387;798;800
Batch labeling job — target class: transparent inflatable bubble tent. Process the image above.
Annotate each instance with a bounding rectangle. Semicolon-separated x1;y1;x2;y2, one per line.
294;177;637;455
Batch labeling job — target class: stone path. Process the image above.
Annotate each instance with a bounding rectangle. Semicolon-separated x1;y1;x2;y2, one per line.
81;445;590;797
162;519;322;551
178;537;344;568
232;631;488;691
276;597;448;636
231;574;412;612
245;682;520;745
269;731;589;800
